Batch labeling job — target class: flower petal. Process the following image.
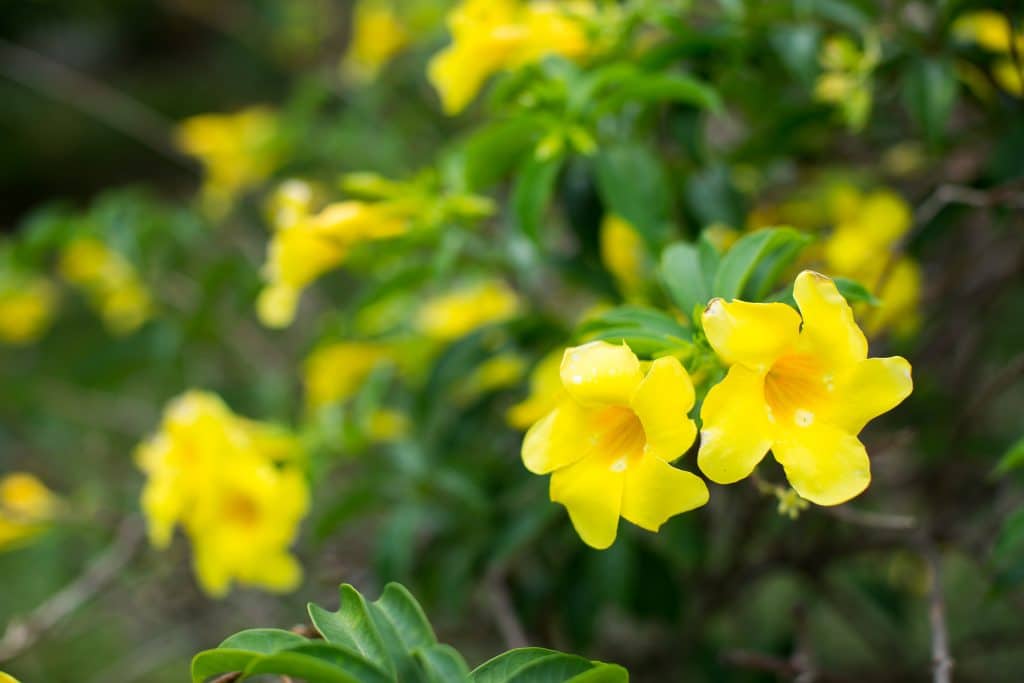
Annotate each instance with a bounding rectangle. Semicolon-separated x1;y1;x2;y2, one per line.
550;454;625;550
560;341;643;407
630;356;697;462
831;356;913;433
773;424;870;506
698;365;773;484
702;298;801;370
621;455;708;532
521;400;593;474
793;270;867;369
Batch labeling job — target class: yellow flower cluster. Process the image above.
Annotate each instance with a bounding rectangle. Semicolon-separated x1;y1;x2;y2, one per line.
258;186;414;328
59;237;153;335
304;341;392;411
416;279;522;341
137;391;308;597
0;276;57;345
428;0;593;114
814;34;880;130
520;272;912;548
953;10;1024;96
177;107;280;215
0;472;61;552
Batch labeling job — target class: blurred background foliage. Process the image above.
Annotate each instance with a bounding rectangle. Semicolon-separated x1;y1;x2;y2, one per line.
1;0;1023;681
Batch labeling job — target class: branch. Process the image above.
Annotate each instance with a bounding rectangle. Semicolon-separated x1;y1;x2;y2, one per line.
824;505;917;531
0;38;194;170
484;570;528;650
0;518;145;662
922;538;954;683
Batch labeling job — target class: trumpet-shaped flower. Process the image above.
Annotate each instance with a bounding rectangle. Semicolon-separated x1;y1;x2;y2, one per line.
698;271;913;506
177;107;280;215
522;342;709;549
416;280;521;341
137;391;306;596
507;350;564;429
428;0;592;114
59;237;152;335
304;341;391;410
0;473;61;551
258;200;411;327
341;0;410;81
0;276;57;345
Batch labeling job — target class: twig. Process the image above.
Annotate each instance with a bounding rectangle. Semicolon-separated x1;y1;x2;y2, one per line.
0;518;145;662
484;570;528;649
922;538;954;683
824;505;917;531
722;649;858;683
0;38;194;170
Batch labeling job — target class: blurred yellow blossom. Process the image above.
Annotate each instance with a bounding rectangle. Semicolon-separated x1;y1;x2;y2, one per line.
266;179;317;231
177;107;280;215
0;672;20;683
455;352;527;403
522;341;708;549
0;472;61;551
258;200;412;328
341;0;410;81
0;276;57;345
416;279;521;341
952;10;1021;53
507;350;564;429
815;34;879;130
699;271;913;505
600;215;647;300
137;391;306;596
993;59;1024;96
59;237;153;335
304;341;391;410
428;0;592;114
366;408;410;442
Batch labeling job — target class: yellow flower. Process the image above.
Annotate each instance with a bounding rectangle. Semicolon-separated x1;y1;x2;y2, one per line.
0;276;57;345
303;341;391;410
0;473;61;551
952;10;1021;53
993;59;1024;96
416;279;521;341
59;237;152;335
428;0;591;114
823;189;911;275
522;341;709;549
366;408;409;442
0;672;20;683
258;201;411;327
341;0;410;81
455;352;527;403
698;271;913;506
507;350;564;429
814;35;878;130
600;215;647;299
177;107;279;215
137;391;306;596
266;179;316;231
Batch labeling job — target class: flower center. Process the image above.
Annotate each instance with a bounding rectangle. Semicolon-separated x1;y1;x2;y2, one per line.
592;406;646;471
223;493;261;527
764;354;831;427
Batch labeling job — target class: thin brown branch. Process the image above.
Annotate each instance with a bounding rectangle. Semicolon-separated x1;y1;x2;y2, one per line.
722;649;858;683
0;518;145;662
484;570;528;649
824;505;917;531
922;539;954;683
0;38;194;170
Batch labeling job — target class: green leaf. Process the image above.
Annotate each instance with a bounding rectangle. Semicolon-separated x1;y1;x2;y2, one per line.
994;435;1024;476
445;118;541;192
513;154;563;243
506;654;597;683
192;649;262;682
243;643;389;683
472;648;565;683
599;72;720;112
309;585;393;674
994;507;1024;589
595;145;672;246
374;583;437;653
833;276;881;306
903;58;958;144
577;306;692;355
566;664;630;683
416;644;472;683
218;628;309;653
771;25;821;84
660;240;718;314
713;228;811;301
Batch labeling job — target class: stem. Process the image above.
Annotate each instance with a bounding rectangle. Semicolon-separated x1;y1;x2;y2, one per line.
922;539;954;683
